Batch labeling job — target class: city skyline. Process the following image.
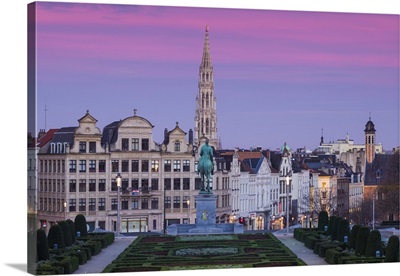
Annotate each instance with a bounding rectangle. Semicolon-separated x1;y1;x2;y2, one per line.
31;2;399;151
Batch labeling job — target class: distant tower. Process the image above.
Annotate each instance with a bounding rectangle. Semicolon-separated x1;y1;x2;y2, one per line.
194;26;218;149
320;128;324;146
364;114;376;163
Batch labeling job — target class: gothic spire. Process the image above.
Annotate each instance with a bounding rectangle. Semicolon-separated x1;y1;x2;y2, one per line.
200;25;212;68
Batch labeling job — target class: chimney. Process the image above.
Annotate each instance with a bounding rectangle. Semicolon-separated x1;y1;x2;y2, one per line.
38;129;46;139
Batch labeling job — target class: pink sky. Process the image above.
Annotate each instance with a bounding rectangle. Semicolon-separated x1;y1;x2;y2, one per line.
31;2;399;150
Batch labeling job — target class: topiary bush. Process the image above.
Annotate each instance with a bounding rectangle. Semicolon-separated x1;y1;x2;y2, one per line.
47;224;65;249
36;229;49;261
385;235;400;262
74;214;88;237
331;216;342;241
349;224;360;250
365;230;382;257
355;226;370;256
318;211;329;231
337;219;350;243
327;216;336;236
58;221;72;247
66;219;76;243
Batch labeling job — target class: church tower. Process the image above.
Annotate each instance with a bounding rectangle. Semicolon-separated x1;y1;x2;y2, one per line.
364;115;376;163
194;26;218;149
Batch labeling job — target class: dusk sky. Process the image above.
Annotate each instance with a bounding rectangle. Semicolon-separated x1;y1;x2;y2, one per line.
32;1;399;151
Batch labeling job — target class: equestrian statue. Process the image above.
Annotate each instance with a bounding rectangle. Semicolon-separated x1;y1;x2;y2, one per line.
197;138;214;194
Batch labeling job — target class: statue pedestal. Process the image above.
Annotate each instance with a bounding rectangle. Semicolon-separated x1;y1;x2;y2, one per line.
167;193;244;236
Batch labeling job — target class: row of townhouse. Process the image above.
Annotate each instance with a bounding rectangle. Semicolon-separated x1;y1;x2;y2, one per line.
36;110;231;234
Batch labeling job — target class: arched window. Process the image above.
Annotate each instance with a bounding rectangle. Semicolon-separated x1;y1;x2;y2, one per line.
206;118;210;135
206;93;209;108
50;143;55;154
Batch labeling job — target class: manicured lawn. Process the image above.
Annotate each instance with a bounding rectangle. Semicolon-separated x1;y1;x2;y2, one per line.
103;233;306;273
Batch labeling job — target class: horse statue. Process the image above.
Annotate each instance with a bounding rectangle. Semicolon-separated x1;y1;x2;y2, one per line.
197;139;214;193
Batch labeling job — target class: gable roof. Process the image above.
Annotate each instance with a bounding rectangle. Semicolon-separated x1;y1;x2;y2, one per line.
364;154;392;186
37;129;58;148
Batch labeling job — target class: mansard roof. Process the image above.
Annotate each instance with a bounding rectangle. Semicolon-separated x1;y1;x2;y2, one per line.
241;158;264;174
364;154;392;186
101;120;120;147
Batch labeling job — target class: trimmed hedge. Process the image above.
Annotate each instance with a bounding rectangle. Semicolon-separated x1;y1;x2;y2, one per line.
58;221;72;247
385;235;400;262
349;224;360;250
365;230;382;257
318;211;329;231
66;219;76;243
47;224;65;249
37;229;49;261
355;226;370;256
337;219;350;243
74;214;88;237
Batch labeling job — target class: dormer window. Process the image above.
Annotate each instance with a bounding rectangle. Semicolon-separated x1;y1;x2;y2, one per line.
174;141;180;152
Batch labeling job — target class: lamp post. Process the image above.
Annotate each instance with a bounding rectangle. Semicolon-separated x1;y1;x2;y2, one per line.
186;199;190;224
63;201;67;221
116;173;121;237
372;193;375;230
286;175;290;233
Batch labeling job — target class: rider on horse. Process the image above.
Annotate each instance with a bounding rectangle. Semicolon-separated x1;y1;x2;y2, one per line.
197;138;214;193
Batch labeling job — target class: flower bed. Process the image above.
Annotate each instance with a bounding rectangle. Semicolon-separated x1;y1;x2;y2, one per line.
102;233;306;273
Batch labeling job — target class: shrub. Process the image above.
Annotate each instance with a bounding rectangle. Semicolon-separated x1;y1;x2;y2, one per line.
325;248;341;264
47;224;65;249
385;235;400;262
365;230;382;257
74;214;88;237
37;229;49;261
337;219;350;243
331;217;342;241
349;224;360;250
66;219;76;243
58;221;72;247
318;211;329;231
327;216;336;236
355;226;370;256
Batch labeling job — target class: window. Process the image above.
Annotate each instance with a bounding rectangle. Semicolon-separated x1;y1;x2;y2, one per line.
79;179;86;192
79;142;86;153
69;199;76;212
89;198;96;211
173;178;181;190
195;178;201;190
111;199;118;210
111;160;119;172
132;138;139;151
173;160;181;172
121;160;129;172
121;199;129;210
151;160;159;172
183;160;190;172
98;160;106;172
89;160;96;172
111;179;117;191
151;198;159;209
174;141;180;152
183;196;190;208
164;178;171;190
131;178;139;190
164;160;171;172
141;198;149;209
131;198;138;209
141;179;149;192
98;198;106;211
98;179;106;191
79;198;86;211
165;196;171;209
79;160;86;172
131;160;139;172
89;179;96;192
141;160;149;172
69;180;76;192
151;178;159;191
89;142;96;153
173;196;180;209
121;138;129;151
122;178;129;192
142;138;149;151
183;178;190;190
69;160;77;173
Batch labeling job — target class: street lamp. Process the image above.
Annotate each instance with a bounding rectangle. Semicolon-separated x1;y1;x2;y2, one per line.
116;173;122;237
372;193;375;230
186;199;190;224
286;175;290;233
63;201;67;221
